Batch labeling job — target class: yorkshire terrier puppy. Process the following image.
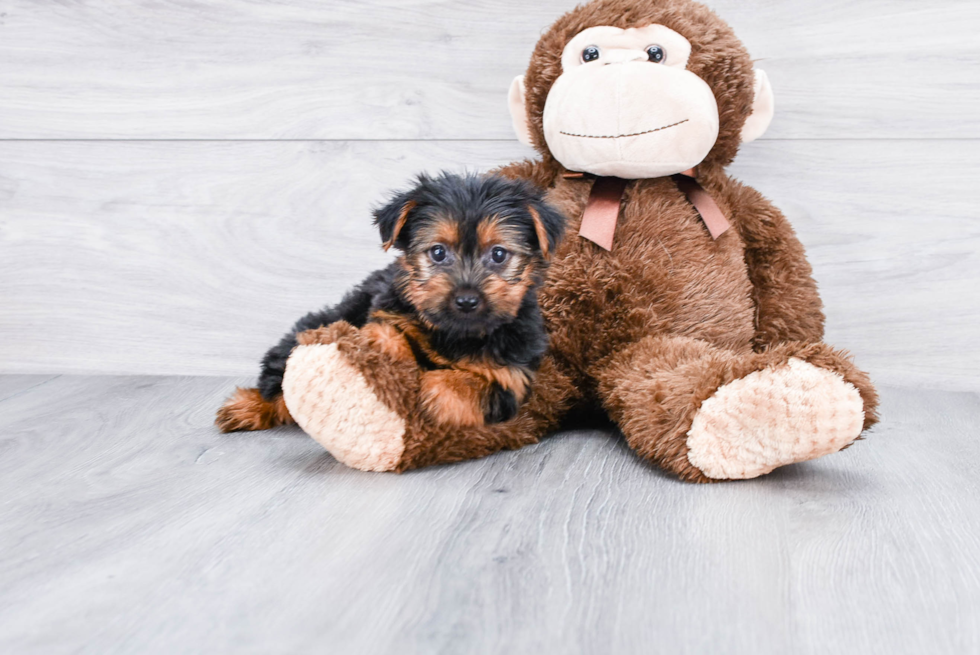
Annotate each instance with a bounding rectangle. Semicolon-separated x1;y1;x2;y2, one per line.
216;172;566;432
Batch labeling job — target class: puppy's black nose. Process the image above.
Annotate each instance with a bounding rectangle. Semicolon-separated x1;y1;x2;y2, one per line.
454;292;480;313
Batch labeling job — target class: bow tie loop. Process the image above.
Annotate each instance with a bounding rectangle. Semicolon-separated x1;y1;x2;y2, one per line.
573;172;732;250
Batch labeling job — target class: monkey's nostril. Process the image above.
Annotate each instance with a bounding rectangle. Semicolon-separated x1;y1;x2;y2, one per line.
454;292;480;313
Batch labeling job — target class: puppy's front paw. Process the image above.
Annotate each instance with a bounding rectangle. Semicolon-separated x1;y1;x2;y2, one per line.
419;370;485;428
483;382;519;424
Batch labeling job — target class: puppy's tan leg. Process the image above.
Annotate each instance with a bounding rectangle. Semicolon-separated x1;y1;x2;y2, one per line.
419;369;487;428
216;387;293;432
361;322;416;363
464;362;531;403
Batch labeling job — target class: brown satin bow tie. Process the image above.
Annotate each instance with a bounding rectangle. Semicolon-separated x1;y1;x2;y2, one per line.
571;169;732;251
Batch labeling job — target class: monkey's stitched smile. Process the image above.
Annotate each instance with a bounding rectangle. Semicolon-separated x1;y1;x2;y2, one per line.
559;118;689;139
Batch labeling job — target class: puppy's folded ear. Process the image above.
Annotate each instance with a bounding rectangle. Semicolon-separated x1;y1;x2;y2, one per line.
374;185;422;251
527;199;567;259
374;197;416;252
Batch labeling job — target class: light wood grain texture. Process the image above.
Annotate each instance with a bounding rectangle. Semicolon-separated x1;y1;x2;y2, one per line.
1;139;977;389
0;0;977;139
0;374;60;403
0;375;977;654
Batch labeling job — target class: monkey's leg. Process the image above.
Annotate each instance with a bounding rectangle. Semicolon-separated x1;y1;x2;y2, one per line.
594;335;878;482
283;321;580;472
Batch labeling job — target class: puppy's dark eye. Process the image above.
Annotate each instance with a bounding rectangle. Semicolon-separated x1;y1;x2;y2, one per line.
490;246;508;264
429;245;447;263
646;45;665;63
582;45;600;63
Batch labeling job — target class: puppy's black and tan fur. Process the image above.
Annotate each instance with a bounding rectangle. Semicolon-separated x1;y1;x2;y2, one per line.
216;172;566;432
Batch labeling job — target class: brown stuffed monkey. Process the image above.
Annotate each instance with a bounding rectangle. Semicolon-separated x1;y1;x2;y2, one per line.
256;0;880;482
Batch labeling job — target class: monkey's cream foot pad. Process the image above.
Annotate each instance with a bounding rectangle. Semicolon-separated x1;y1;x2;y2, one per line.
686;358;865;480
282;343;405;472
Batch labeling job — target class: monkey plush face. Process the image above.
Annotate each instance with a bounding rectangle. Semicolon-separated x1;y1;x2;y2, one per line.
509;1;775;179
541;24;718;178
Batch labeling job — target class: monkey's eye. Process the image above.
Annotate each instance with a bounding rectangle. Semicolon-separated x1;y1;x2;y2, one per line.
646;45;666;63
429;245;448;263
490;246;509;264
582;45;601;63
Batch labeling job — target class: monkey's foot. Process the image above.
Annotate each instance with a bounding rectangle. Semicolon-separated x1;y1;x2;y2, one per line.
685;358;865;480
282;322;418;472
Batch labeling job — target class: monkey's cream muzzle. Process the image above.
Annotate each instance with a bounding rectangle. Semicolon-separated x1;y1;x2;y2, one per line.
542;59;719;178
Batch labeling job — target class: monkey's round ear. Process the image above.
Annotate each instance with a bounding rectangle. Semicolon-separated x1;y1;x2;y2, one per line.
527;200;566;260
373;194;418;252
508;75;534;147
740;69;775;144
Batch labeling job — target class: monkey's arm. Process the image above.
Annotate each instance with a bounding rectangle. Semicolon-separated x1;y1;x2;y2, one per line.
726;181;826;349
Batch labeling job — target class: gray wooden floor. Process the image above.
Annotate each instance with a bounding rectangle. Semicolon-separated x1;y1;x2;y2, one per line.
1;375;977;654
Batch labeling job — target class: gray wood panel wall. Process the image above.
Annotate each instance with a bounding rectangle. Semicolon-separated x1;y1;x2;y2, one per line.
1;0;978;390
